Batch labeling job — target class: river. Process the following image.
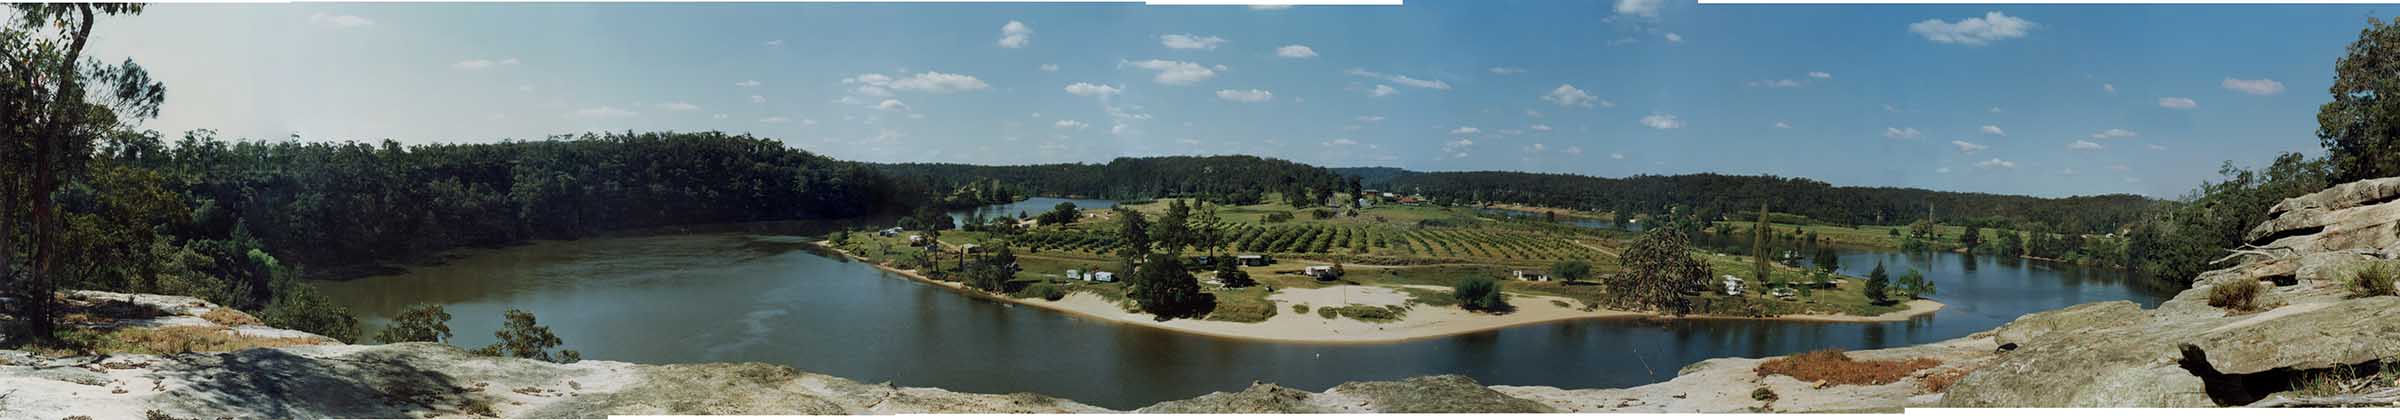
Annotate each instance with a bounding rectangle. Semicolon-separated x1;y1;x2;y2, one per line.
315;200;2174;410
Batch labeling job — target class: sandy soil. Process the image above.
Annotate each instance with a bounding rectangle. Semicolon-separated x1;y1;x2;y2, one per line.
818;242;1946;344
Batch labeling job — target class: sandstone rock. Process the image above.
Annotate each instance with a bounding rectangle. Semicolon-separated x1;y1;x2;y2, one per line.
1993;301;2143;348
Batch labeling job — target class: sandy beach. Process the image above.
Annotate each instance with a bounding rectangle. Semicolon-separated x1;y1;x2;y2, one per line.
817;241;1945;344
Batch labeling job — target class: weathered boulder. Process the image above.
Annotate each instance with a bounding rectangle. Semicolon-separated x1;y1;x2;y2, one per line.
1992;301;2144;348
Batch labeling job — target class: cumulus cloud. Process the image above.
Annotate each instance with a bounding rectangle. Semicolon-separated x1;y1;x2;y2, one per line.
1541;84;1601;107
655;101;700;111
735;80;762;88
2147;144;2168;151
1347;68;1450;90
1124;59;1219;85
1909;11;2036;46
1276;45;1318;58
1975;158;2018;169
2107;164;2132;172
1774;121;1792;129
1981;125;2006;136
1039;64;1059;72
1451;126;1482;135
1489;67;1525;75
1809;71;1832;79
2222;78;2284;95
1615;0;1662;17
760;116;791;124
764;39;784;47
1161;33;1229;50
1064;82;1122;97
1216;89;1274;102
1530;124;1552;132
2103;83;2116;94
1564;146;1585;156
1664;32;1683;43
1749;79;1802;88
1640;113;1683;130
1357;115;1386;122
1369;85;1398;97
2159;97;2199;109
1054;120;1089;130
308;13;374;28
2068;140;2105;150
998;20;1033;48
2089;128;2138;139
1952;140;1989;153
451;57;518;70
1611;152;1627;160
873;99;910;111
1884;127;1923;140
845;72;990;95
750;95;766;103
1325;138;1359;146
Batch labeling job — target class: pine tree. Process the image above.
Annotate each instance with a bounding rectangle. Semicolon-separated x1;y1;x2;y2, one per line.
1865;262;1892;304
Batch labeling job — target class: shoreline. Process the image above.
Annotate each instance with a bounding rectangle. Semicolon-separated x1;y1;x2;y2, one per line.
815;241;1946;345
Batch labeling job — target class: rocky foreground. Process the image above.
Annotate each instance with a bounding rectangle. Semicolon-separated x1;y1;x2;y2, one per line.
12;178;2400;417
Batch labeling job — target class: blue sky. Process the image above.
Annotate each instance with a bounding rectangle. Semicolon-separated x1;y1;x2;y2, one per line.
80;1;2386;198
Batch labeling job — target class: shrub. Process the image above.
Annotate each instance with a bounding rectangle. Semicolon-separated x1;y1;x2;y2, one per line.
1750;387;1778;401
1754;349;1939;386
1291;303;1311;314
1024;283;1066;301
259;278;361;344
199;307;260;327
373;304;454;344
472;309;580;363
2345;260;2399;298
1452;277;1510;312
2208;279;2267;312
1324;304;1407;323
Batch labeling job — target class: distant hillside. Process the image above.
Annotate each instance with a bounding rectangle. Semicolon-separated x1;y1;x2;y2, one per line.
1334;168;2160;234
872;155;1342;202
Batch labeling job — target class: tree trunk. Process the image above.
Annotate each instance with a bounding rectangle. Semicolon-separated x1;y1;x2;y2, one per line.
25;4;97;339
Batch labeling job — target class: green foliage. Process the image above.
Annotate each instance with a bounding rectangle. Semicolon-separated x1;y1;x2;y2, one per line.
2345;260;2399;298
2142;153;2331;288
1896;268;1932;299
1452;276;1510;312
2319;17;2400;183
1812;247;1841;273
252;253;360;343
1128;254;1212;320
473;309;580;363
1115;208;1151;258
373;304;454;344
1549;260;1592;282
1865;262;1892;305
962;246;1020;293
1037;201;1082;225
1610;228;1711;315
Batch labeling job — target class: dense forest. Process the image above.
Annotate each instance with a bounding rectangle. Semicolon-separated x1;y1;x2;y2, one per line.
875;155;1348;206
1342;169;2160;235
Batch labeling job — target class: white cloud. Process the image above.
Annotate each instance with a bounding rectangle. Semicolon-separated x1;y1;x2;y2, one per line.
711;113;727;120
735;80;762;88
2147;144;2168;150
451;57;518;70
1615;0;1662;17
2060;168;2078;176
2223;78;2284;95
1975;158;2018;169
763;40;784;47
760;116;792;124
1611;152;1627;160
998;20;1034;48
1981;125;2006;136
1161;33;1229;50
1884;127;1923;140
1249;5;1293;10
569;106;636;119
1952;140;1989;153
1808;71;1832;79
656;101;700;111
2089;128;2139;139
1039;64;1060;72
873;99;910;111
1216;89;1274;102
2158;97;2199;109
1276;45;1318;58
1064;82;1123;97
1357;115;1386;123
307;13;374;28
1750;79;1802;88
750;95;766;103
1111;124;1136;136
1564;146;1584;156
1325;138;1359;146
1451;126;1482;135
1640;113;1683;130
1369;84;1398;97
1937;167;1953;174
1530;124;1552;132
1664;32;1683;43
1909;11;2037;46
1347;68;1451;90
2103;83;2116;94
844;72;990;95
2068;140;2105;150
1489;67;1525;75
1774;121;1793;129
1055;120;1089;130
1124;59;1219;85
1541;84;1601;107
2107;164;2132;172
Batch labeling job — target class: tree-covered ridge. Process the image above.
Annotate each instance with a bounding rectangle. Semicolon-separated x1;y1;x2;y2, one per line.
105;130;908;276
873;155;1346;205
1341;169;2159;234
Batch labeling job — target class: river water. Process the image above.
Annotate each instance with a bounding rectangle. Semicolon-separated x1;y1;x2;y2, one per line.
316;200;2174;410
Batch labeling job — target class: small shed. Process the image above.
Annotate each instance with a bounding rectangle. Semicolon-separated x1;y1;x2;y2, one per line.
1721;274;1746;296
1303;265;1338;280
1091;271;1117;283
1238;255;1272;267
1513;270;1552;282
907;234;927;246
1066;269;1082;280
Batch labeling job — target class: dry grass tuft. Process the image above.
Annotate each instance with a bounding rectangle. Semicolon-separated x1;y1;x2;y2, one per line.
1920;367;1974;393
199;307;261;326
2209;279;2269;313
2345;260;2400;298
96;326;327;354
1755;349;1940;387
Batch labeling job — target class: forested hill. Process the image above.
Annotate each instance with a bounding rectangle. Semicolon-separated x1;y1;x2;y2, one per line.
872;155;1343;204
1337;168;2161;234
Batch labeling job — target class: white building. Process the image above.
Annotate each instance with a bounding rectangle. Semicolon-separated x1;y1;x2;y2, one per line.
1722;274;1746;296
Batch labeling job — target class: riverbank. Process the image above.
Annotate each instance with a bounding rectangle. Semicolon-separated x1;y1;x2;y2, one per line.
815;241;1945;344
